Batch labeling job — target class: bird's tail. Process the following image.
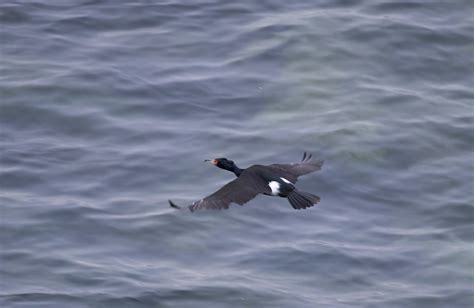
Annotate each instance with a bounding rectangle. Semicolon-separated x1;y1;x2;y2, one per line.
287;190;320;210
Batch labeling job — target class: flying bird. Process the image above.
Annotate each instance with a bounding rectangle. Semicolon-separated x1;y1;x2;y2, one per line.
169;152;323;212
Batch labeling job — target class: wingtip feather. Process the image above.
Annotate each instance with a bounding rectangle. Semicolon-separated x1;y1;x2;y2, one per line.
169;200;182;210
302;151;314;162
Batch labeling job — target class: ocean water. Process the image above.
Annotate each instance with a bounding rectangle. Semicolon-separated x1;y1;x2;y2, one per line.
1;1;473;307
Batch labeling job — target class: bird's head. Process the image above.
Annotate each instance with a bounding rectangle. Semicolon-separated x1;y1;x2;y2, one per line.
205;158;236;171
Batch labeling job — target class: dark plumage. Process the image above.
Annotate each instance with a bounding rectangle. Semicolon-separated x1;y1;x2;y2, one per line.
169;152;323;212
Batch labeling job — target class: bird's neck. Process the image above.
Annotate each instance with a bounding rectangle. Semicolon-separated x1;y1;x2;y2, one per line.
228;165;243;177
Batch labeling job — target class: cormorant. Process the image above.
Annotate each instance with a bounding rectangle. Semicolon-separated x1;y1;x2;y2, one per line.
169;152;323;212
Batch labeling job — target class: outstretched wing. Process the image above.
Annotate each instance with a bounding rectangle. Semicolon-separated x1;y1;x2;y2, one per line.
266;152;324;183
169;169;270;212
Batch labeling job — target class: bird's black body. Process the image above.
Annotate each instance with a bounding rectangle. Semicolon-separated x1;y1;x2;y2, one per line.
169;152;323;211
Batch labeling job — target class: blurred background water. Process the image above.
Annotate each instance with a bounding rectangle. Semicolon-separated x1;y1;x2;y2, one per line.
1;1;473;307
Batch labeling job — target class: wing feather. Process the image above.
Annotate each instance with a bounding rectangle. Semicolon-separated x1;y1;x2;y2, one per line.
173;170;268;211
266;152;323;183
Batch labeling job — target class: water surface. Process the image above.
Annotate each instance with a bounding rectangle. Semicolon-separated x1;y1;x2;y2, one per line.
1;1;473;307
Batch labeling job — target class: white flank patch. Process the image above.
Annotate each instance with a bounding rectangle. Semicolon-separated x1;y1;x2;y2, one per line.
280;177;291;184
268;181;280;196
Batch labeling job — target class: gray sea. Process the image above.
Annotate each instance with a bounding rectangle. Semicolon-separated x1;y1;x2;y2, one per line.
1;1;473;307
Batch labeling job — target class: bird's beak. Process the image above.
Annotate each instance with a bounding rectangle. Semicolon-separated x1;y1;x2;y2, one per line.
204;159;218;165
